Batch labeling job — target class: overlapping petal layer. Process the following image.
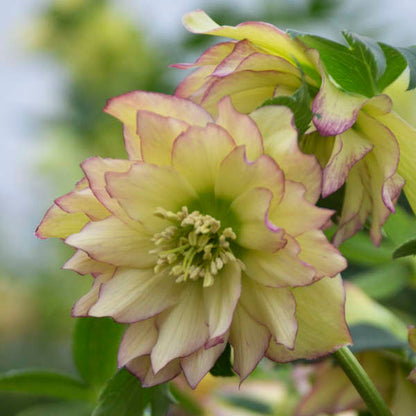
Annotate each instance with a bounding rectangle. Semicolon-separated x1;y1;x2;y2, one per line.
37;91;349;388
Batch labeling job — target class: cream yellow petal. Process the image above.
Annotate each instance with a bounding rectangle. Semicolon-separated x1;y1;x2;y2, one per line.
151;284;209;373
240;277;297;349
63;250;115;276
89;267;181;323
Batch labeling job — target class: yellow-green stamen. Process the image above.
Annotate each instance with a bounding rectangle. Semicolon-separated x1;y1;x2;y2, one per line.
150;206;243;287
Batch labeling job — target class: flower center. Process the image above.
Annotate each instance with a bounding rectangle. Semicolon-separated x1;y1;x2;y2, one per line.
150;206;242;287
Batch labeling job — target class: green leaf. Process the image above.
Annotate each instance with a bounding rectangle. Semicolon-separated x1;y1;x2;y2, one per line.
150;384;172;416
396;46;416;90
73;317;125;388
349;324;408;353
259;73;313;136
209;343;235;377
0;369;91;401
220;395;272;414
17;402;92;416
393;237;416;259
92;368;150;416
377;43;407;91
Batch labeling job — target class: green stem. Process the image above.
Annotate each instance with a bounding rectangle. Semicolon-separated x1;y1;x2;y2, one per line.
333;346;393;416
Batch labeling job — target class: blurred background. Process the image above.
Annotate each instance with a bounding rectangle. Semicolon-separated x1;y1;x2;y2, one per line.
2;0;416;414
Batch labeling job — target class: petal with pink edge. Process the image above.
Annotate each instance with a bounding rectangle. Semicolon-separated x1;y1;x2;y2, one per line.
105;163;197;232
230;187;286;252
296;230;347;279
269;181;332;237
72;271;114;317
216;96;263;160
215;146;284;206
242;235;315;288
104;91;213;159
266;275;351;363
88;267;182;323
172;124;235;194
137;111;189;165
63;250;114;276
118;319;158;367
203;261;241;342
36;204;89;240
312;74;366;136
181;341;228;388
229;304;270;380
240;277;297;349
322;130;373;197
182;10;313;69
250;105;322;203
151;284;209;374
126;356;181;387
65;216;156;268
201;70;300;116
55;187;109;221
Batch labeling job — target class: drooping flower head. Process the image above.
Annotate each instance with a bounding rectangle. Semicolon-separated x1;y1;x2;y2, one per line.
37;92;350;387
175;10;416;246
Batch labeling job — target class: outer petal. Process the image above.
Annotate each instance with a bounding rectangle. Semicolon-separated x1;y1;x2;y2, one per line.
267;275;351;362
81;157;137;227
104;91;213;159
55;187;110;221
63;250;114;276
269;181;332;237
203;262;241;343
181;341;228;388
65;216;156;268
201;70;300;116
230;187;286;252
171;124;235;195
322;130;373;197
126;356;181;388
242;235;315;288
377;112;416;213
151;283;209;373
105;163;197;232
71;271;114;317
36;204;89;239
250;105;322;203
229;304;270;380
240;277;297;349
216;96;263;160
88;267;182;323
296;230;347;279
312;73;366;136
182;10;314;69
118;319;158;367
215;146;285;206
137;111;189;165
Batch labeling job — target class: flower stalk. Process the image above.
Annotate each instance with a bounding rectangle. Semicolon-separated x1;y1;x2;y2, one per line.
333;346;393;416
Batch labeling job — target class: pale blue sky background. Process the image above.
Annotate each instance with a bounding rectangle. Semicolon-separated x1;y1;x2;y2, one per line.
2;0;416;274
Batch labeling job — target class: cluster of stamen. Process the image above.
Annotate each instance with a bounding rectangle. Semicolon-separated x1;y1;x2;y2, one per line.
150;206;242;287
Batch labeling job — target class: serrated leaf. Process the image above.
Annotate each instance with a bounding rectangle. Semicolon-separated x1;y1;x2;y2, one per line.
260;73;313;136
209;344;235;377
393;237;416;259
349;324;408;353
377;43;407;91
17;402;92;416
396;46;416;90
92;368;150;416
73;317;125;388
0;369;91;401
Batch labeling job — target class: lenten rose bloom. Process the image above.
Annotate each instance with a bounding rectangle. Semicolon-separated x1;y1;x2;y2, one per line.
175;10;416;246
36;91;350;387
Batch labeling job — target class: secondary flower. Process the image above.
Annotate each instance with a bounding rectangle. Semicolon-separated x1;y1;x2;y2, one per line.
175;10;416;246
36;91;350;387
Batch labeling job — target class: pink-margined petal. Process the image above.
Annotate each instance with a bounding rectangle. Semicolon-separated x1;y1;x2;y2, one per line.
63;249;114;276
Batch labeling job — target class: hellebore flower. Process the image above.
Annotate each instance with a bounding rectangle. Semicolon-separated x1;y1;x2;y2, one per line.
36;91;350;387
295;284;416;416
175;10;416;246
